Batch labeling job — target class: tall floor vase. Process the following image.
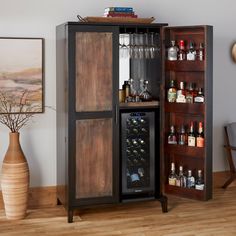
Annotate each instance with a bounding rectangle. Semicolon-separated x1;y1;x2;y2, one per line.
1;132;29;220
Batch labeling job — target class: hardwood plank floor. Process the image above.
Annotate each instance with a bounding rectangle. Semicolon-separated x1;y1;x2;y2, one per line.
1;186;236;236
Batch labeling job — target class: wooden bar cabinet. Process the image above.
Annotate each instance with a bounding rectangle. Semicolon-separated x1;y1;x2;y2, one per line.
56;22;213;222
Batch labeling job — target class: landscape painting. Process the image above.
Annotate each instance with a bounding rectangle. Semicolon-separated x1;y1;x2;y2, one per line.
0;38;44;113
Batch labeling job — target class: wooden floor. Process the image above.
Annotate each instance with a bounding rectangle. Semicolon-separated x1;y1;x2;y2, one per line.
1;186;236;235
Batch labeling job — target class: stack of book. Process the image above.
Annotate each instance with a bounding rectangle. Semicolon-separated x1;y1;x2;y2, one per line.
103;7;138;18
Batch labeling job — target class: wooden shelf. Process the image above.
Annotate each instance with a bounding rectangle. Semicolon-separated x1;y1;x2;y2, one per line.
165;61;205;72
165;144;204;158
165;102;204;115
119;101;159;109
165;185;204;201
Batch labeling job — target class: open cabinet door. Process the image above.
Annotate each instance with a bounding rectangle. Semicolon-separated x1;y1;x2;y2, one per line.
162;25;213;201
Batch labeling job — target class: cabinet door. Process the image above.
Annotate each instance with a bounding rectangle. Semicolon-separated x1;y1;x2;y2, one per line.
68;26;119;206
162;25;213;201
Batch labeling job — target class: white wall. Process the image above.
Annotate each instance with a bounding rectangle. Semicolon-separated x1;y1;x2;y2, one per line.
0;0;234;187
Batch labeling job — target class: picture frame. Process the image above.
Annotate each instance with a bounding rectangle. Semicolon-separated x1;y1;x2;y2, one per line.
0;37;44;113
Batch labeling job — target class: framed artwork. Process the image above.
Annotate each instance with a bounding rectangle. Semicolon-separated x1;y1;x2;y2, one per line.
0;37;44;113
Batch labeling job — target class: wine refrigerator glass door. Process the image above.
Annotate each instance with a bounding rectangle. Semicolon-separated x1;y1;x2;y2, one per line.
121;111;155;196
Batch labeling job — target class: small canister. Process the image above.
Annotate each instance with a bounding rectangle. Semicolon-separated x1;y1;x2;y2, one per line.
122;81;130;99
119;89;125;103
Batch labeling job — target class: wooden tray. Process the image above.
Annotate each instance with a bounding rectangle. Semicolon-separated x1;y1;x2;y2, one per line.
84;16;155;24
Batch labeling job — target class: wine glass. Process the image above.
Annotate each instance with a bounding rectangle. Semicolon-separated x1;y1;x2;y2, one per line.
149;32;158;59
119;34;129;58
144;33;150;59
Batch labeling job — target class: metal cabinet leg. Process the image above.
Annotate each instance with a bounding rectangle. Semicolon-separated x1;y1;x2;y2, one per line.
68;209;74;223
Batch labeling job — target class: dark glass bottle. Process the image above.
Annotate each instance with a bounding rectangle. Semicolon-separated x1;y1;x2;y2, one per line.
195;170;204;190
178;125;187;145
194;88;204;103
186;82;195;103
168;125;177;145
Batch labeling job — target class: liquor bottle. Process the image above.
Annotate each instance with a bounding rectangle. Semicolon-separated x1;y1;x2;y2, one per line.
197;43;204;61
195;170;204;190
186;41;196;61
140;118;146;124
132;139;139;147
194;88;204;103
129;170;141;187
138;167;145;183
178;125;187;145
167;40;178;61
122;81;131;102
186;170;195;188
168;162;177;186
126;139;131;147
196;122;204;147
188;121;196;147
178;40;186;60
176;81;186;103
127;169;131;186
167;80;177;103
131;118;138;126
138;138;145;146
168;125;177;145
141;127;148;133
185;82;195;103
176;166;187;187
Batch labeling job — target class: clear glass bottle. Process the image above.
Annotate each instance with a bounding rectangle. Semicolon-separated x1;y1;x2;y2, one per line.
188;121;196;147
186;41;196;61
178;125;187;145
168;125;177;145
167;80;177;103
128;78;137;102
196;122;204;147
195;170;204;190
186;170;195;188
197;43;204;61
178;40;186;60
176;166;187;187
194;88;204;103
167;40;178;61
140;80;152;101
176;81;186;103
168;162;177;186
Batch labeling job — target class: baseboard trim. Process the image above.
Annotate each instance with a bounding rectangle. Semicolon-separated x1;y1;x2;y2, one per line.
0;186;57;210
0;171;234;210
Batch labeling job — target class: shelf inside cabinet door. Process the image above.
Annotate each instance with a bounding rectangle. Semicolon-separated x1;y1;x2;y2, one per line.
165;61;205;72
165;185;204;201
165;144;204;158
165;102;204;115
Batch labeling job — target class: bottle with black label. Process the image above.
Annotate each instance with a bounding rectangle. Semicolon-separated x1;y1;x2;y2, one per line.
195;170;204;190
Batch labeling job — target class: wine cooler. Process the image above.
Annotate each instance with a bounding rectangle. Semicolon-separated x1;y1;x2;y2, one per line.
121;111;155;197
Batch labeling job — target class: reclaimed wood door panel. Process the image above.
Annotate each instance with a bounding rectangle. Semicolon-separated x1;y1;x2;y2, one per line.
75;32;113;112
76;118;113;199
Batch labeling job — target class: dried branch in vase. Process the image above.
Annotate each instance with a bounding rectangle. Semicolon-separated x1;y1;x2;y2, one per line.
0;90;41;133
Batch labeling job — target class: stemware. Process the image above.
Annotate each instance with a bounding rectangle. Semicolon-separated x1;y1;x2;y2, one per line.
149;32;159;59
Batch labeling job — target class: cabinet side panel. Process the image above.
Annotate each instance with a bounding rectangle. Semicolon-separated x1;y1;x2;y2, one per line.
75;32;113;112
76;119;113;199
56;24;68;208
